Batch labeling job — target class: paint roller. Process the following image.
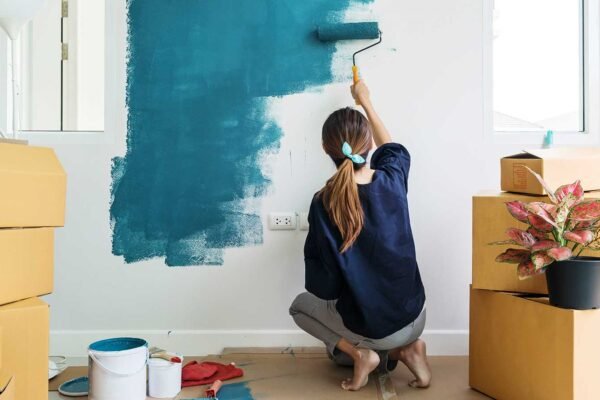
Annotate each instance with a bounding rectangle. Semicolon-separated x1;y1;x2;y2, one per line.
317;22;382;99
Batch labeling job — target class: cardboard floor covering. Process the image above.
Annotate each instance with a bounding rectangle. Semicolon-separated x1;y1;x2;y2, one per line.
48;352;494;400
49;348;395;399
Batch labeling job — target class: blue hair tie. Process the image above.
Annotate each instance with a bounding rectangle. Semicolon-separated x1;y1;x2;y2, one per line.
342;142;366;164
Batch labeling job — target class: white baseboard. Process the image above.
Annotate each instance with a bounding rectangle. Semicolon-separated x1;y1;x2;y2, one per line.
50;329;468;357
420;330;469;356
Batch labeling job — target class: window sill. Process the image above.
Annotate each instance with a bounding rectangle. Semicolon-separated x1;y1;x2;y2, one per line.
489;130;600;146
16;130;114;146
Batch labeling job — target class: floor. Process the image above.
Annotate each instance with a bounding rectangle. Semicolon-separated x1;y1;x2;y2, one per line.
48;351;492;400
390;356;491;400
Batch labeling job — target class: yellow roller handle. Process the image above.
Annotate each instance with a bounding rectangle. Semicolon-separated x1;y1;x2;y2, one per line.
352;65;360;105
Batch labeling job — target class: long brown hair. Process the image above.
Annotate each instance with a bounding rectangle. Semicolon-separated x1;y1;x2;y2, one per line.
319;107;373;253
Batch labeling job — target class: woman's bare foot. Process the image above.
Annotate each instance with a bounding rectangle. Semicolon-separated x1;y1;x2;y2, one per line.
341;348;380;391
389;339;431;388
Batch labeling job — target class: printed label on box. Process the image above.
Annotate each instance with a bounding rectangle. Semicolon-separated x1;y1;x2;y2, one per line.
512;164;528;189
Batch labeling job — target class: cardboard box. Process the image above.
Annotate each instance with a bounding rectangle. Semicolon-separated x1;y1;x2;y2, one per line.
0;376;15;400
0;298;49;400
470;287;600;400
0;143;66;228
501;148;600;195
0;228;54;305
472;191;600;294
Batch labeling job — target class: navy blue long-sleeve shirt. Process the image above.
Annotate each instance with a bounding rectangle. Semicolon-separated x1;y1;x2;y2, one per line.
305;143;425;339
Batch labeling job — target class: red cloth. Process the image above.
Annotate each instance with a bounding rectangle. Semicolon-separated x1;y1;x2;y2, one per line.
181;361;244;387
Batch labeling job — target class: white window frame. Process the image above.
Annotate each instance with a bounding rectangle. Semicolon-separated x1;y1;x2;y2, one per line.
483;0;600;146
0;0;115;145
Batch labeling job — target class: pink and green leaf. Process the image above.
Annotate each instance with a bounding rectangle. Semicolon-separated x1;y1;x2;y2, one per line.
527;226;549;240
563;230;595;245
531;240;559;252
517;260;546;280
505;228;537;248
505;201;529;223
527;214;554;232
531;252;554;270
525;202;558;229
495;248;531;264
555;180;584;207
569;200;600;221
547;246;573;261
540;202;558;216
573;219;600;229
525;166;558;203
587;231;600;250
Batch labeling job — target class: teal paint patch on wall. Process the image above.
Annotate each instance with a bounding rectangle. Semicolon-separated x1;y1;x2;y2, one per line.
111;0;373;266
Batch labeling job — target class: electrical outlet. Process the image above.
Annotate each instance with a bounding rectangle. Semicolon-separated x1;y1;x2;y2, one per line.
268;212;297;230
299;211;309;231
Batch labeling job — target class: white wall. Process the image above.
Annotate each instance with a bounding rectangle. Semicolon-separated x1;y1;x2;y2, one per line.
19;0;598;357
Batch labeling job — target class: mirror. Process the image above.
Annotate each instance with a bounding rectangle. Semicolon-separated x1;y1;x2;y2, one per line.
19;0;104;131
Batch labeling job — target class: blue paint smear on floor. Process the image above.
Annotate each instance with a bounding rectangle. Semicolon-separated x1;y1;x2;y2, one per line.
111;0;373;266
216;382;255;400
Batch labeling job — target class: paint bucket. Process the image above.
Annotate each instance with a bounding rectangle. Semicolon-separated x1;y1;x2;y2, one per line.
147;355;183;398
88;337;148;400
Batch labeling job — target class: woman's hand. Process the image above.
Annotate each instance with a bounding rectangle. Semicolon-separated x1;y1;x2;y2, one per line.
351;80;392;145
351;80;371;107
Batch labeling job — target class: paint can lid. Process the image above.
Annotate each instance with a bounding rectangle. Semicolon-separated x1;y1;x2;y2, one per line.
148;355;183;368
58;376;89;397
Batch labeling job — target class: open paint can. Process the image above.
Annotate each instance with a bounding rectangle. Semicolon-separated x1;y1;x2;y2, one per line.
88;337;148;400
148;355;183;398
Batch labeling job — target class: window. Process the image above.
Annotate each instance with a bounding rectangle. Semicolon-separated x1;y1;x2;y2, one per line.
487;0;598;135
1;0;105;133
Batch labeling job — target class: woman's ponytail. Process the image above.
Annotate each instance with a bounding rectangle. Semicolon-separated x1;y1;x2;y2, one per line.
321;158;364;252
319;107;373;253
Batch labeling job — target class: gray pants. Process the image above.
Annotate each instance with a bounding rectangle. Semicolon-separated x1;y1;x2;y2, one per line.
289;292;426;370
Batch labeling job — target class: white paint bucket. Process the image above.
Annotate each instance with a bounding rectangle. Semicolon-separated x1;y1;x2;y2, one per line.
148;355;183;398
88;337;148;400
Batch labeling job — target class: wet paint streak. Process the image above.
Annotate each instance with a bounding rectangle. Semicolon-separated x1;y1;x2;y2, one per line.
111;0;373;266
217;382;255;400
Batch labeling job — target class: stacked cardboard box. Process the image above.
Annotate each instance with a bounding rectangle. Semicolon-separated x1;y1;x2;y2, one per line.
470;149;600;400
0;142;66;400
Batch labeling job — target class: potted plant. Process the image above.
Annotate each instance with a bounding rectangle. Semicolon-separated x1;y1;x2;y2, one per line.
493;168;600;309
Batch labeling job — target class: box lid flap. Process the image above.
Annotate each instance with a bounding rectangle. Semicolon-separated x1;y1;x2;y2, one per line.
502;151;541;160
0;143;65;176
0;297;46;312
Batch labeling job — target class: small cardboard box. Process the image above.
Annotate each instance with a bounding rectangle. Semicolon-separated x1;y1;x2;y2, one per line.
0;143;66;228
501;148;600;195
0;228;54;305
0;298;49;400
472;191;600;294
470;287;600;400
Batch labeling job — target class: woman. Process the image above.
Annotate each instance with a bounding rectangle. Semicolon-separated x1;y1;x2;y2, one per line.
289;80;430;391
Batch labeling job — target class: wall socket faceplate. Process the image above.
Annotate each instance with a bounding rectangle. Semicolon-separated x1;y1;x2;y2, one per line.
268;212;297;230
